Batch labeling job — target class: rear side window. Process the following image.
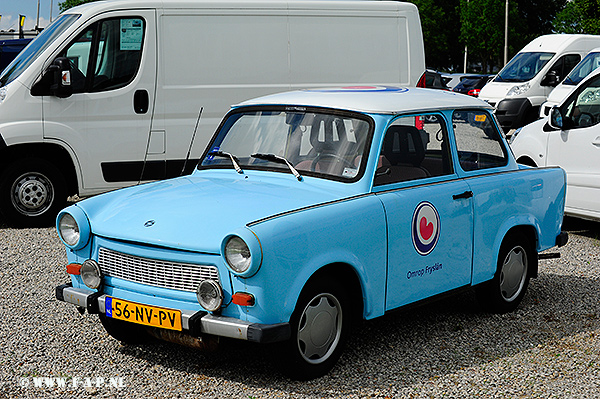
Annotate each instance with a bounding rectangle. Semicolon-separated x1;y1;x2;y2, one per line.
59;17;145;93
452;110;507;171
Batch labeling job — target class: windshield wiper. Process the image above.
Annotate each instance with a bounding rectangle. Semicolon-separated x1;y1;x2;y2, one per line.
207;151;243;174
251;153;302;181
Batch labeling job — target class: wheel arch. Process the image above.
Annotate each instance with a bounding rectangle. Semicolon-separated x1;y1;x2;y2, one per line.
500;224;539;279
0;142;79;196
300;262;365;322
516;155;538;167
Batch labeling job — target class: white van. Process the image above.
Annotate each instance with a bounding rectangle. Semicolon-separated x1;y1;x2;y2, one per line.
479;34;600;132
0;0;425;226
510;67;600;221
539;47;600;117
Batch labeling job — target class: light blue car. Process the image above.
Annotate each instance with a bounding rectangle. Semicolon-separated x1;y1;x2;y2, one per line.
55;87;568;380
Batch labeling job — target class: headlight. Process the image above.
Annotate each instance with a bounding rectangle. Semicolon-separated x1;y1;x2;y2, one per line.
58;213;79;246
0;87;7;104
56;207;91;250
196;279;223;312
507;83;530;96
224;236;252;273
81;259;102;289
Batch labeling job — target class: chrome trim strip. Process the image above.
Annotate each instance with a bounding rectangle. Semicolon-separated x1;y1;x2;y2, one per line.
199;314;251;340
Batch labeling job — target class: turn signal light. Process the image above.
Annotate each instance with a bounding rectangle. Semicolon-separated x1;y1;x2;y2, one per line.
66;263;82;275
232;292;255;306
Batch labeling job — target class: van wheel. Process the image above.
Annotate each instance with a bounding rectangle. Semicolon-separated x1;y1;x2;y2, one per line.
0;158;67;227
281;280;350;380
99;314;151;344
476;232;534;313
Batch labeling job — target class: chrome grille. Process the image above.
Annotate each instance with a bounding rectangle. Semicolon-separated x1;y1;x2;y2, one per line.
98;247;219;293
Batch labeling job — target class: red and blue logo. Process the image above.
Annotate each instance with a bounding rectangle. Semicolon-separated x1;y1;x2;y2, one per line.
412;202;440;256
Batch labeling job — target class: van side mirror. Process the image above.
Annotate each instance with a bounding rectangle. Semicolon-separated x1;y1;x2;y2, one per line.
549;106;573;130
541;70;560;87
48;57;73;98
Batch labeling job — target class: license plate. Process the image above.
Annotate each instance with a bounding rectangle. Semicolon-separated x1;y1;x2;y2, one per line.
105;296;182;331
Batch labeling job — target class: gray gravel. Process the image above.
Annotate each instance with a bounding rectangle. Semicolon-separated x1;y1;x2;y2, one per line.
0;216;599;398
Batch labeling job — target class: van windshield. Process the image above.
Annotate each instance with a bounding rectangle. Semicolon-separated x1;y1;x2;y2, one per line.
0;14;80;88
494;52;554;83
563;51;600;86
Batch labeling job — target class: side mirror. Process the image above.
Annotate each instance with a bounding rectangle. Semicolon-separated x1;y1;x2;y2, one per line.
541;70;560;87
548;106;573;130
49;57;73;98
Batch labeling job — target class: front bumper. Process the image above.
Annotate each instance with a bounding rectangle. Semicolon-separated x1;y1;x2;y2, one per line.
56;283;290;344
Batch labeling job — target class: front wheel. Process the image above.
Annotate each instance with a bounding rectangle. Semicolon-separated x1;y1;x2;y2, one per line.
0;158;67;227
281;281;350;380
477;232;534;313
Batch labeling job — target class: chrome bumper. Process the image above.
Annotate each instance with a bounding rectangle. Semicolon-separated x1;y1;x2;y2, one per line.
55;283;290;344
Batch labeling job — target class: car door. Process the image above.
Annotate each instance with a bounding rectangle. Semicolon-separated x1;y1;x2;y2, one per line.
374;114;474;311
42;10;158;193
546;73;600;215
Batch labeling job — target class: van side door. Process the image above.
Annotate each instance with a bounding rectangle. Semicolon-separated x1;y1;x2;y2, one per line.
547;73;600;216
40;10;158;194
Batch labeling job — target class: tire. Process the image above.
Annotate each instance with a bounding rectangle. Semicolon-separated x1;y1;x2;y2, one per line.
98;313;151;344
0;158;67;227
281;280;350;380
476;232;534;314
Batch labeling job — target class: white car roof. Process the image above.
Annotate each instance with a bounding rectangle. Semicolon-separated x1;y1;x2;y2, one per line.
236;87;492;114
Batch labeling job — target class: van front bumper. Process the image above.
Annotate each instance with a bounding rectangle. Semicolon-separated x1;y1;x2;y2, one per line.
494;98;536;131
55;283;290;344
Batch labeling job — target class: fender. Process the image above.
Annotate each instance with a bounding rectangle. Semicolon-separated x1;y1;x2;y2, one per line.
510;119;549;167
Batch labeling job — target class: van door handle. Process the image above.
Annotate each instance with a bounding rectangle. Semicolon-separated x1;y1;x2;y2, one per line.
134;89;149;114
453;190;473;200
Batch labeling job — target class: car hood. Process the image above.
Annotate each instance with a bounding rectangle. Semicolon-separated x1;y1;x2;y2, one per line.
77;172;345;254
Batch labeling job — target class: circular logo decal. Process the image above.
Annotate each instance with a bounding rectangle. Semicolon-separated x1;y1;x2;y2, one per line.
412;202;440;256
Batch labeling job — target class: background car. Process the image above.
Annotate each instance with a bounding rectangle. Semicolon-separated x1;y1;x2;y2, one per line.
424;69;451;90
452;75;493;97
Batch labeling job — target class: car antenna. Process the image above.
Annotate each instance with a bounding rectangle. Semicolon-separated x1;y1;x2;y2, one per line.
181;106;204;176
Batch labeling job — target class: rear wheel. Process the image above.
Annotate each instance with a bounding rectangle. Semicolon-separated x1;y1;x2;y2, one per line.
0;158;67;227
281;280;350;380
477;232;534;313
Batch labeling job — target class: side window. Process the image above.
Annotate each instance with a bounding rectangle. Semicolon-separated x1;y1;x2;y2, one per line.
374;115;453;186
548;54;581;81
453;111;508;171
564;74;600;128
58;17;144;93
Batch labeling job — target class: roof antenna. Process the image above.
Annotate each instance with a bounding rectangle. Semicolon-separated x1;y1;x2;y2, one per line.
181;106;203;176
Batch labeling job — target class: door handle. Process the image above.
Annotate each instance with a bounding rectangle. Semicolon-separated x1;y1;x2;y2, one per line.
453;190;473;200
134;89;149;114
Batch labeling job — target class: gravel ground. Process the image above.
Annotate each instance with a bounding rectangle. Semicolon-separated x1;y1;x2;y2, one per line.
0;216;598;398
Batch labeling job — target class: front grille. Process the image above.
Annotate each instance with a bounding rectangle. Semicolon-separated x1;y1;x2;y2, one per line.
98;247;219;293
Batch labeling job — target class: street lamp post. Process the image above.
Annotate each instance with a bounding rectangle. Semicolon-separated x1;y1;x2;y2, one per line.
504;0;509;65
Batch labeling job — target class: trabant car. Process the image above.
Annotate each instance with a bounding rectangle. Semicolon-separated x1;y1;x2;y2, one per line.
55;87;568;380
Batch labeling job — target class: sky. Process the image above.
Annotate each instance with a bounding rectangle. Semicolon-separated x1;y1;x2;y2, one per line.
0;0;62;32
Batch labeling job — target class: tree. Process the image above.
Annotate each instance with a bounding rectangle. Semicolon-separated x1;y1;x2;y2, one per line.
59;0;98;13
553;1;584;33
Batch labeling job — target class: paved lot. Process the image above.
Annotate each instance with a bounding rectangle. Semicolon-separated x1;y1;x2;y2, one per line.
0;216;598;398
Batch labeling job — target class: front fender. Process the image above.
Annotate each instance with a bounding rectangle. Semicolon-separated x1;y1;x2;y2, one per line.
510;120;549;166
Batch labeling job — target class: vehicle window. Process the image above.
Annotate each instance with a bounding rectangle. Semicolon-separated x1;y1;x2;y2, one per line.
200;109;372;182
494;52;554;82
453;110;508;171
0;14;80;88
374;114;453;186
563;74;600;128
547;54;581;82
58;17;144;93
564;52;600;86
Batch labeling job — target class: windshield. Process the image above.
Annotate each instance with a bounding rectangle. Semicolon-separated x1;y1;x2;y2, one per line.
199;108;373;181
563;51;600;86
494;52;554;83
0;14;80;88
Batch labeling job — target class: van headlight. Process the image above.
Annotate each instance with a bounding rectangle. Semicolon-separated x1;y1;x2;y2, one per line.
222;231;262;278
0;87;7;104
507;83;530;96
57;207;91;250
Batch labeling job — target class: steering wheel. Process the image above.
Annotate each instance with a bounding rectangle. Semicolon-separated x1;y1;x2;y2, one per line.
310;153;354;172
